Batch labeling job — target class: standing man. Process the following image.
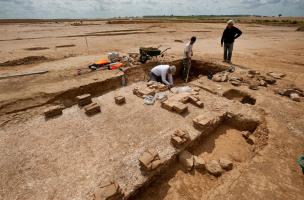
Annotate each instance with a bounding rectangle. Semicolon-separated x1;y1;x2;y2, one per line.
221;20;242;63
149;64;176;87
182;36;196;81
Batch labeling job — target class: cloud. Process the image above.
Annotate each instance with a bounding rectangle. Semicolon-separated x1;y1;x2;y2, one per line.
240;0;281;8
0;0;303;18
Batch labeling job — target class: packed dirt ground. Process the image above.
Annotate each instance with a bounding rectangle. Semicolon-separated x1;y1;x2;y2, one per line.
0;19;303;200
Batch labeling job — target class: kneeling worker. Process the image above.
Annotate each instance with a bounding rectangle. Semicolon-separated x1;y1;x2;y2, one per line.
149;65;176;87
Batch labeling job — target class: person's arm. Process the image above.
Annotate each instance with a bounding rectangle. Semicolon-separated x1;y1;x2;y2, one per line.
161;69;171;86
234;27;242;39
221;29;226;46
168;74;173;86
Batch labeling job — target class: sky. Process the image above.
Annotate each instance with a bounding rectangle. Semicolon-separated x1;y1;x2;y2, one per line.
0;0;303;19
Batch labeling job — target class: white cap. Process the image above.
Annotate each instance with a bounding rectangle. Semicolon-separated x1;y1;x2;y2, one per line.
227;19;235;25
169;65;176;75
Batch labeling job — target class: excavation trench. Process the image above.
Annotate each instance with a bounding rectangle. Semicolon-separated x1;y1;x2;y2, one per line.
0;59;229;115
50;59;229;107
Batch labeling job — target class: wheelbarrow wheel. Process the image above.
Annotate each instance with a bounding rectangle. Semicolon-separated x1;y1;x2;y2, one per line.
140;54;148;64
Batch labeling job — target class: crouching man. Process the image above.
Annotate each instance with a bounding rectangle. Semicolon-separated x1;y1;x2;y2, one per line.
149;65;176;87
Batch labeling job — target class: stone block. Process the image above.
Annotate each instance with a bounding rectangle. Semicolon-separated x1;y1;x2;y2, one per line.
231;80;241;86
114;96;126;105
171;136;184;146
139;149;161;171
290;93;300;102
180;96;190;104
194;100;204;108
194;156;206;169
44;105;64;118
249;84;259;90
94;180;124;200
173;102;188;114
246;135;255;145
241;131;251;139
134;87;155;98
219;158;233;171
76;94;92;107
171;129;190;148
193;114;221;130
188;95;199;103
161;100;175;111
151;159;164;170
267;72;286;79
259;80;267;87
206;160;223;176
179;151;194;171
84;103;101;116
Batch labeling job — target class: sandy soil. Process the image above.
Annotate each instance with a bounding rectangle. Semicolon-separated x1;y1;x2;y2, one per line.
0;20;303;200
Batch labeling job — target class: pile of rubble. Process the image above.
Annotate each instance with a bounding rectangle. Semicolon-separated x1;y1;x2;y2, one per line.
211;69;282;91
277;88;303;102
178;150;233;176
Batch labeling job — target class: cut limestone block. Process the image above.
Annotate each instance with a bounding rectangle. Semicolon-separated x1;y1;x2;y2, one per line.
180;96;190;104
44;105;64;119
115;96;126;105
76;94;92;107
193;113;222;131
194;100;204;108
94;180;124;200
138;149;162;171
161;100;176;111
133;87;155;98
219;158;233;171
179;151;194;171
173;102;188;114
147;81;168;92
206;160;223;176
187;95;204;108
84;103;101;116
151;159;164;170
194;156;206;169
171;129;191;148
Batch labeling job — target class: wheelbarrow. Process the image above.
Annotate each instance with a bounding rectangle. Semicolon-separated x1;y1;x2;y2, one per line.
139;47;171;64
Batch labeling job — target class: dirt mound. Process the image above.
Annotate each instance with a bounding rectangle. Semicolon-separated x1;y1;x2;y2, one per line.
296;26;304;31
0;56;48;67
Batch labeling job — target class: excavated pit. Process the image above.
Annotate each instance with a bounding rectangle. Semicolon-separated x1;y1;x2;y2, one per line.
129;113;264;200
223;89;256;105
0;59;270;200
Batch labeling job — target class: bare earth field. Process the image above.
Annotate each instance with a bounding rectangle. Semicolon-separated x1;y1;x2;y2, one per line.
0;20;303;200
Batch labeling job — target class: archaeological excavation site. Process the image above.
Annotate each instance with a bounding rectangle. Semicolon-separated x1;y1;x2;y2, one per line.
0;19;303;200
